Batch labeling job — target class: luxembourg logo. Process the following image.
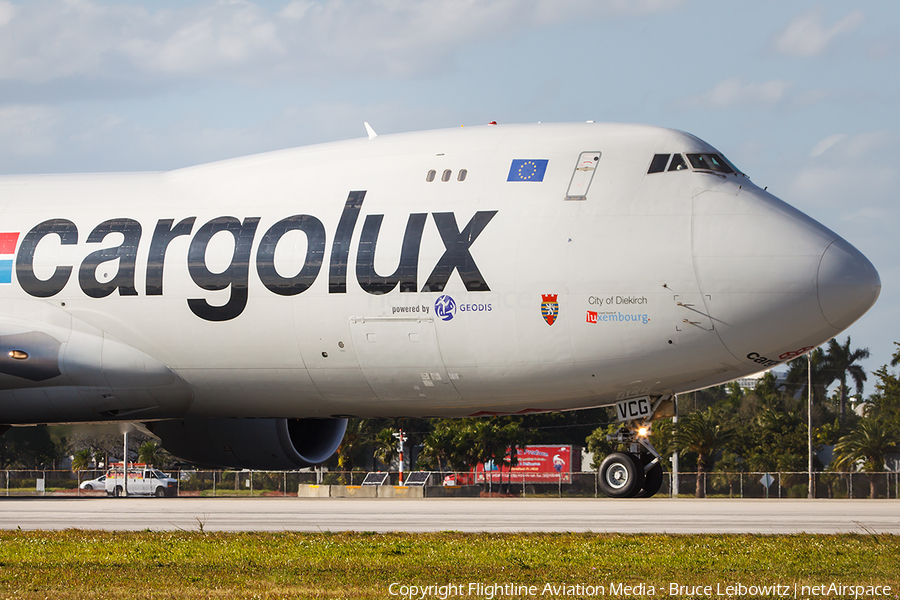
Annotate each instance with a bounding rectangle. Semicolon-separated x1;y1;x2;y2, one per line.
0;232;19;284
435;294;457;321
541;294;559;326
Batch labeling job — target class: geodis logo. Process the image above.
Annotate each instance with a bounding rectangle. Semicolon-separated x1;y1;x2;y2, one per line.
433;294;492;322
10;191;497;322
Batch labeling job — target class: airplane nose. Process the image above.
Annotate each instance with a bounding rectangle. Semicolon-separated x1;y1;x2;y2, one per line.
817;238;881;331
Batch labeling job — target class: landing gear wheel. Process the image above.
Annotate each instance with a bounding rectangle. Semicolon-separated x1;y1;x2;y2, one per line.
598;452;644;498
635;459;664;498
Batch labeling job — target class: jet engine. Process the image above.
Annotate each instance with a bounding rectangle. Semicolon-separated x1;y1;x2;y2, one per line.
148;417;348;470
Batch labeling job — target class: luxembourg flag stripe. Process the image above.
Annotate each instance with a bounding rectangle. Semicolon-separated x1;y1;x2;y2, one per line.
0;232;19;284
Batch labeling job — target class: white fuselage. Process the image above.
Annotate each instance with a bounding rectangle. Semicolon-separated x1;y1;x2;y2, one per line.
0;123;880;423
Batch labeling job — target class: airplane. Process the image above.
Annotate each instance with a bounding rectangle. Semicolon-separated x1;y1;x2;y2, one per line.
0;122;881;498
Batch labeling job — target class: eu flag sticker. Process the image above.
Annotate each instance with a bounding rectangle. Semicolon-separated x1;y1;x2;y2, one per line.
0;232;19;284
507;159;548;182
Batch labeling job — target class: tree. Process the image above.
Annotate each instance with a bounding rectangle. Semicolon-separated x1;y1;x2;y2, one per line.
372;428;398;470
71;448;93;488
334;418;382;479
672;408;734;498
138;441;166;466
785;347;834;410
824;336;870;420
0;427;65;470
832;418;900;498
891;342;899;367
71;449;93;472
863;367;900;427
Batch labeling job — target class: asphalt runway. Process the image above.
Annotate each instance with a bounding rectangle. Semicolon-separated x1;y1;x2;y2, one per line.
0;497;897;533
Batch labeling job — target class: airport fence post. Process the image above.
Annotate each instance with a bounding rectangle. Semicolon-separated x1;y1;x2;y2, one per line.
213;471;217;497
283;471;287;497
778;473;782;499
850;474;853;499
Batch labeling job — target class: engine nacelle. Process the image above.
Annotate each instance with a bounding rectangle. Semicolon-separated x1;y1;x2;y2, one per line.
148;417;348;470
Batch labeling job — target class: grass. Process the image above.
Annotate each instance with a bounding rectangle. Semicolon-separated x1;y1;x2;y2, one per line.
0;531;898;599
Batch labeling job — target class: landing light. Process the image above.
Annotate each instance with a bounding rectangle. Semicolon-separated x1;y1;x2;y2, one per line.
8;350;28;360
637;426;649;438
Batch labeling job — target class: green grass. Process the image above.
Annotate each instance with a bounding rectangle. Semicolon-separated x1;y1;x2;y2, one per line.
0;531;897;599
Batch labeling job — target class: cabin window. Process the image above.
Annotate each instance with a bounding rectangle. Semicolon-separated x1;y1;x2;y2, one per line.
457;169;467;182
647;154;669;174
426;170;436;182
441;169;452;182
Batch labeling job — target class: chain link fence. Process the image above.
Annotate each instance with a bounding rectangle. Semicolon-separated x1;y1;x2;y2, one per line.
2;469;898;499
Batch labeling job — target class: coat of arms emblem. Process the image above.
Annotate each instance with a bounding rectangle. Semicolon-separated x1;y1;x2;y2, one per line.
541;294;559;326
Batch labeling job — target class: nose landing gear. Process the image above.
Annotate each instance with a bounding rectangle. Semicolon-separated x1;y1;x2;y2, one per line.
598;396;672;498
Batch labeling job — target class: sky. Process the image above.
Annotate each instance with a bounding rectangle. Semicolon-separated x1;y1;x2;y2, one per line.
0;0;897;394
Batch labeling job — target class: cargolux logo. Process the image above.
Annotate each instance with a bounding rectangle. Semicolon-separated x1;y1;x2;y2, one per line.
0;232;19;284
435;295;457;321
13;191;498;322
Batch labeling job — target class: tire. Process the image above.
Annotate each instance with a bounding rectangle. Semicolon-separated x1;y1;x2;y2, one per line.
113;486;123;498
155;487;166;498
598;452;644;498
635;460;664;498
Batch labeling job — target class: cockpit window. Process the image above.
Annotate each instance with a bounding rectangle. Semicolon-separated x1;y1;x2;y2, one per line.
668;154;687;171
686;153;735;174
647;154;669;174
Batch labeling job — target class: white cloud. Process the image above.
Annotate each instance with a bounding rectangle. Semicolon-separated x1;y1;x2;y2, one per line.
810;134;846;158
771;6;864;58
0;1;14;27
0;0;683;85
789;131;899;212
684;77;792;110
0;105;61;158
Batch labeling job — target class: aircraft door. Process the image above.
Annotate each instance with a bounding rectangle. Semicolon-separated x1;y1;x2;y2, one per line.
565;152;601;200
349;316;460;406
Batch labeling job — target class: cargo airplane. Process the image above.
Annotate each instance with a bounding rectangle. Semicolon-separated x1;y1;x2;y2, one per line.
0;122;880;497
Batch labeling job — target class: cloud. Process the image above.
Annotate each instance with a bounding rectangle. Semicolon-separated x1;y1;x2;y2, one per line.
771;6;864;58
683;77;792;110
0;0;683;87
788;131;899;213
0;105;61;157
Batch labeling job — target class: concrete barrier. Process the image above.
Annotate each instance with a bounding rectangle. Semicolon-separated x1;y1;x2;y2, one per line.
297;484;332;498
297;484;435;498
376;485;423;498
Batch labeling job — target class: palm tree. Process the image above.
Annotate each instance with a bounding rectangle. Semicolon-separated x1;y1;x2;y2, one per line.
372;428;398;471
137;441;163;466
71;448;93;472
785;347;834;409
673;408;734;498
336;419;376;482
71;448;93;489
825;337;870;420
891;342;899;367
832;418;900;498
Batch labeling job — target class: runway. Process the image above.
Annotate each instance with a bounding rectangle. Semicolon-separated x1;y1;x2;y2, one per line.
1;497;897;534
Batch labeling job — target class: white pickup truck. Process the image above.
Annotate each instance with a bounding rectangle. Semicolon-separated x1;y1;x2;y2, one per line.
105;463;178;497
